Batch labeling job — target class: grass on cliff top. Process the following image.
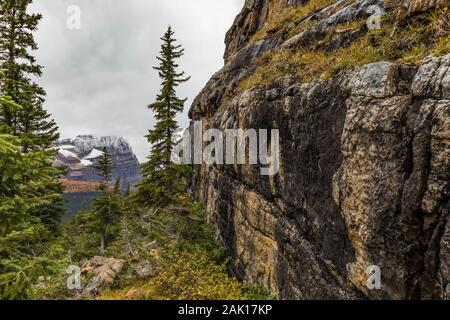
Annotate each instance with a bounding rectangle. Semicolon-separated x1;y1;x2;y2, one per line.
249;0;341;44
239;8;450;92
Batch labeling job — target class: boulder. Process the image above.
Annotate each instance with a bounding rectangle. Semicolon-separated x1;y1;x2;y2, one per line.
82;256;125;295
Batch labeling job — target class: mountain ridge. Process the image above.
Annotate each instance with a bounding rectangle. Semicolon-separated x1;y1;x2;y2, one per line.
53;134;141;190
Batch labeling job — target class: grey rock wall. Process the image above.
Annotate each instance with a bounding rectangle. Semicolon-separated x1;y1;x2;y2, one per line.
190;0;450;299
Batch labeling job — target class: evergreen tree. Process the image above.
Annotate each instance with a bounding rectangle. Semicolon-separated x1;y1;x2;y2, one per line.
0;133;62;299
0;2;63;234
90;148;121;254
0;0;59;151
93;147;114;188
136;26;191;207
113;177;121;195
0;72;63;232
0;84;19;135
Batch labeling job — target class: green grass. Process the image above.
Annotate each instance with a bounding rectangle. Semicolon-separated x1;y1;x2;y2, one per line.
38;202;274;300
432;35;450;56
100;204;274;300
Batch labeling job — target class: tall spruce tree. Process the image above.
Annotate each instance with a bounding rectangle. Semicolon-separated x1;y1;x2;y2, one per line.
136;26;191;207
0;0;59;151
0;1;64;231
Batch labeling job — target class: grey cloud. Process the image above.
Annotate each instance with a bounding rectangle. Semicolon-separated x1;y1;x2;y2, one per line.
30;0;243;161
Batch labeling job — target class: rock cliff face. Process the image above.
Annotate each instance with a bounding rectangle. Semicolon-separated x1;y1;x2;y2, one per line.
53;135;141;190
189;0;449;299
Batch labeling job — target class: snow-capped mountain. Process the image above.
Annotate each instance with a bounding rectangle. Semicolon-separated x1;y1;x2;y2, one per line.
53;135;141;190
73;135;132;157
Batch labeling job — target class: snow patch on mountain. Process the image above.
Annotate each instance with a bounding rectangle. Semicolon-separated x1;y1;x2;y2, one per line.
58;149;78;159
84;148;103;160
57;144;77;151
80;159;93;167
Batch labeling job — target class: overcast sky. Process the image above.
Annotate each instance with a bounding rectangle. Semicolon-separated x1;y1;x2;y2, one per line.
29;0;243;161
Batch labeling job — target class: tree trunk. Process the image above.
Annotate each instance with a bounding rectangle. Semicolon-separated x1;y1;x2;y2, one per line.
122;217;135;256
100;233;105;254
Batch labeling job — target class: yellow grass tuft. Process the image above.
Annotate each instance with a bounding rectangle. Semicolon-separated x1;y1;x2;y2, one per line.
249;0;338;44
239;8;450;92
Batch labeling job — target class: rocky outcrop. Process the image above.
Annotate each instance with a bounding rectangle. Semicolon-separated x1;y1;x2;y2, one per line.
53;135;141;190
190;0;449;299
334;56;450;299
225;0;306;61
394;0;448;20
82;256;125;296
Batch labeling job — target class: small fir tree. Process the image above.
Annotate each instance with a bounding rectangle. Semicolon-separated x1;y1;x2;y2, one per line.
93;147;114;188
90;148;121;254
